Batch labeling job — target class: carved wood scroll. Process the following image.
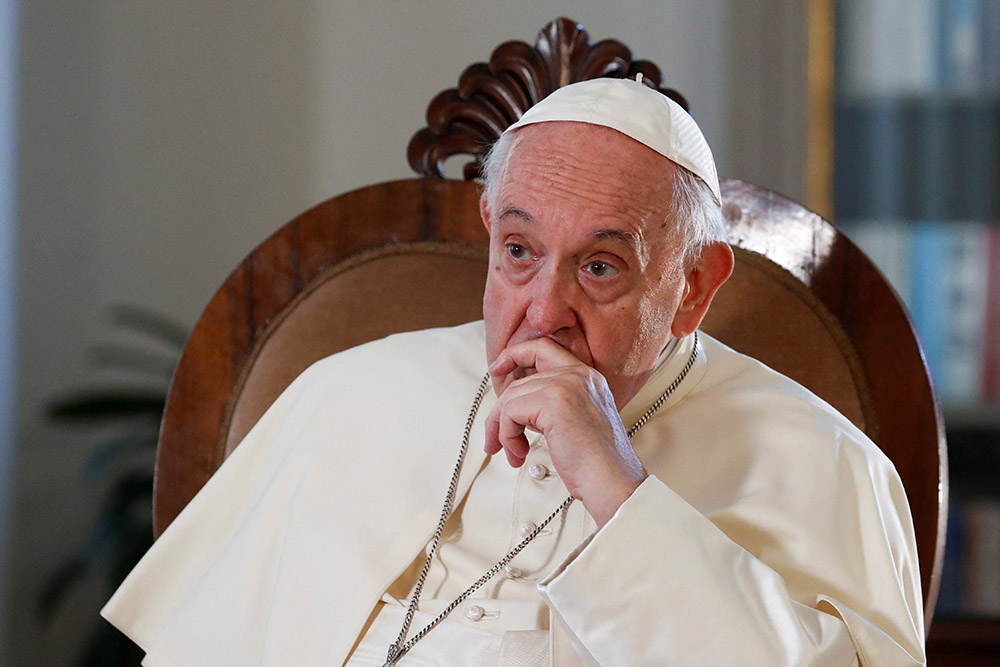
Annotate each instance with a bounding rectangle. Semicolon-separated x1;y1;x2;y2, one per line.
407;17;689;180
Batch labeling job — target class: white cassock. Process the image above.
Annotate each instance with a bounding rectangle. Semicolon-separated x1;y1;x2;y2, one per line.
102;322;926;666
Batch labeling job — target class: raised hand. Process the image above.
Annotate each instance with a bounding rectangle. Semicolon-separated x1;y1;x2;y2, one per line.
485;337;647;527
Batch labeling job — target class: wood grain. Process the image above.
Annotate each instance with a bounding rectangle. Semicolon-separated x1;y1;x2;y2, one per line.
407;17;687;180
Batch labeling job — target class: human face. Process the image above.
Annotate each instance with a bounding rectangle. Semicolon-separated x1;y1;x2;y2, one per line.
481;122;690;408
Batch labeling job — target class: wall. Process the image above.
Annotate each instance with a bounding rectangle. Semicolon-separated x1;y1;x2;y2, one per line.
0;1;18;665
10;2;808;664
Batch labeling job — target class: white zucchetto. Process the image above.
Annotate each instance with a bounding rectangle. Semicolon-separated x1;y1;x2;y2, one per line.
504;77;721;205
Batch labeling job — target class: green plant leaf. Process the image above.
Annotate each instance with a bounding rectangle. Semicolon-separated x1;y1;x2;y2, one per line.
47;392;166;422
88;342;178;380
83;431;158;482
38;302;188;654
109;304;188;349
37;557;87;623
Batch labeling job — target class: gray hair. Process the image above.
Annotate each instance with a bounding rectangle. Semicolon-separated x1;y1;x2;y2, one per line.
481;129;727;266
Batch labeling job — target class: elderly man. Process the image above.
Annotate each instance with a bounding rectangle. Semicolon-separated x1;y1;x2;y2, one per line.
102;78;925;666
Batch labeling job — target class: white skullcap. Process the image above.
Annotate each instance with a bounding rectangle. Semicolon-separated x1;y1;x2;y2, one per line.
504;77;721;205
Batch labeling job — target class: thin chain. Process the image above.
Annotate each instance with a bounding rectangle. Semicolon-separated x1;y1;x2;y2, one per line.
383;374;490;666
383;332;700;666
627;331;700;437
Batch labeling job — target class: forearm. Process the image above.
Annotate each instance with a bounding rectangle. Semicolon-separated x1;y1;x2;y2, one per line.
538;476;924;666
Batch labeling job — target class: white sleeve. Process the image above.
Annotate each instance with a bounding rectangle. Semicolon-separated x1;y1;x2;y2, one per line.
537;474;925;666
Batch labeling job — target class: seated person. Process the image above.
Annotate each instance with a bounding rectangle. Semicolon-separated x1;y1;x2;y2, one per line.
102;77;926;666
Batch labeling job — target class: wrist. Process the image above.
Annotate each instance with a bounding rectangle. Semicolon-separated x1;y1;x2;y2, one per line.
581;470;647;528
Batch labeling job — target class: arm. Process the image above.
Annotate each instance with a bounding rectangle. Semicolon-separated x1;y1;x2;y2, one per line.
538;472;922;665
487;338;925;666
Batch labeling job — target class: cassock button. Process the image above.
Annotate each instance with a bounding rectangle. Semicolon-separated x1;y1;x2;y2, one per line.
504;564;524;579
465;605;485;621
519;522;537;538
528;464;549;480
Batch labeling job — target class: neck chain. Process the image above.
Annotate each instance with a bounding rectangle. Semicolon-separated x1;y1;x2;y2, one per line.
383;332;700;666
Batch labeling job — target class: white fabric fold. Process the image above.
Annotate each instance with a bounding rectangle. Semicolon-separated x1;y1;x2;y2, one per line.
101;322;924;666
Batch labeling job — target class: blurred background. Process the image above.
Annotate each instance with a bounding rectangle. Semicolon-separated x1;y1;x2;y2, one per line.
0;0;996;665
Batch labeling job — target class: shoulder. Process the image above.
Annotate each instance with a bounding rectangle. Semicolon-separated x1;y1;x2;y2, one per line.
656;331;899;493
311;319;485;369
696;332;850;412
261;321;489;448
636;334;923;652
640;332;914;564
694;331;875;448
296;320;487;397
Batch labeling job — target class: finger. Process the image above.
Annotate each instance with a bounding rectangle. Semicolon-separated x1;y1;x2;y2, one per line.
490;337;579;376
484;407;503;456
484;386;542;466
489;337;583;380
499;413;531;464
485;420;528;466
503;365;588;394
505;449;527;468
498;386;546;466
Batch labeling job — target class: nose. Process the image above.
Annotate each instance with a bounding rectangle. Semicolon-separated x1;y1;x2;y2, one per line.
525;266;578;335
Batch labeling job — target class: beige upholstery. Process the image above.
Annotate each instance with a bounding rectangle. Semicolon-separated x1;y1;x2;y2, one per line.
224;244;489;455
703;248;873;436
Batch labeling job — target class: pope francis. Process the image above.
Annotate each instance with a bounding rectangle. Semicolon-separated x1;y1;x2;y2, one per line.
102;78;926;666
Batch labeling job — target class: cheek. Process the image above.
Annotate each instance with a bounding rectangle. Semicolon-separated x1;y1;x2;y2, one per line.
482;266;509;319
621;304;663;367
482;269;520;362
617;287;681;371
482;276;501;351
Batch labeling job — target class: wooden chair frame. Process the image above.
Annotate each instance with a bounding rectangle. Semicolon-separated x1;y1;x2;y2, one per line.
154;18;947;632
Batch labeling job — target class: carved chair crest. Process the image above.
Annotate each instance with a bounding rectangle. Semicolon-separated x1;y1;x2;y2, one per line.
407;17;690;181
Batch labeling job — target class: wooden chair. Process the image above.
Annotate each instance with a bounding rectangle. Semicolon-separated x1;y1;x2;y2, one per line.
153;18;946;633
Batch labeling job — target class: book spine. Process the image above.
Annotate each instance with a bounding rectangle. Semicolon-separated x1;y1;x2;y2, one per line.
910;221;951;397
943;222;989;403
982;0;1000;89
939;0;982;92
983;227;1000;402
937;497;965;616
839;0;938;98
962;499;1000;615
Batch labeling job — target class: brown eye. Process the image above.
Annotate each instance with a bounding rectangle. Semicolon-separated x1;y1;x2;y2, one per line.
585;260;619;278
506;243;530;261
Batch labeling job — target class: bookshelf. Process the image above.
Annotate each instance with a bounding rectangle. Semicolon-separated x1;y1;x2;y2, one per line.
833;1;1000;661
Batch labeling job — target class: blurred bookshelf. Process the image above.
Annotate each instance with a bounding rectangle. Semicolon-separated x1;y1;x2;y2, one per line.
834;1;1000;662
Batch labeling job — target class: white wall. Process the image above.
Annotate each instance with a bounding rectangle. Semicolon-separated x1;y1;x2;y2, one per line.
10;2;808;664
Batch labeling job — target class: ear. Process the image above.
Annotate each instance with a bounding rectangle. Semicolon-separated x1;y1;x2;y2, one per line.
670;242;735;338
480;193;493;234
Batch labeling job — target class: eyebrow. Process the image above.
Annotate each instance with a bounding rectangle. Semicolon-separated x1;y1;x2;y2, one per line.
500;207;638;245
592;228;641;254
497;205;534;222
498;206;645;260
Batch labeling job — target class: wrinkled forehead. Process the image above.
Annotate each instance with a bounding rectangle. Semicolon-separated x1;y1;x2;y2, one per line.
494;123;687;263
498;122;678;209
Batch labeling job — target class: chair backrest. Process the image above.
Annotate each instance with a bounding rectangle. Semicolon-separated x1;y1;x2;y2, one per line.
154;18;946;632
